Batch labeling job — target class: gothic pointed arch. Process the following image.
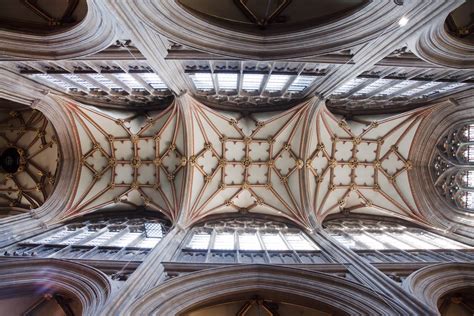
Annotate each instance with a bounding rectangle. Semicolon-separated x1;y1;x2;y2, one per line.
0;258;111;315
0;0;117;60
127;264;407;315
403;263;474;315
409;94;474;239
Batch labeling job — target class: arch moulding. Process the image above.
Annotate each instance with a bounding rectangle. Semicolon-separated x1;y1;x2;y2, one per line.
124;0;407;60
0;70;81;245
403;262;474;314
0;0;117;60
409;94;474;241
0;258;112;315
127;264;408;315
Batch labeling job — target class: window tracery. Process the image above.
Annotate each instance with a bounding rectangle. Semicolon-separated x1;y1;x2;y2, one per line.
432;122;474;210
1;214;170;261
325;219;473;264
176;218;329;264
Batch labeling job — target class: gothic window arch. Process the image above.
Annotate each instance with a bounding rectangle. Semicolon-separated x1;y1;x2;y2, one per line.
175;217;331;264
432;122;474;210
1;212;170;262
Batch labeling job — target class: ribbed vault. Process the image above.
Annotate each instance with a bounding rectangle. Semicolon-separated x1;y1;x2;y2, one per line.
308;104;429;223
58;94;435;228
61;98;185;222
0;107;60;211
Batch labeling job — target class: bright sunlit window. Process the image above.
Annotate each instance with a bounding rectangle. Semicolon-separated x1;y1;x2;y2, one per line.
265;74;290;92
242;74;264;91
190;73;214;90
217;73;238;90
287;75;316;92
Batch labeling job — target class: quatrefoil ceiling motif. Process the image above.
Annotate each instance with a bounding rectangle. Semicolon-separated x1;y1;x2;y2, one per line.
61;95;432;227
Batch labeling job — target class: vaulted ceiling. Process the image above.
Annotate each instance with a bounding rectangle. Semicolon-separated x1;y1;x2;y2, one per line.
0;0;472;231
54;95;435;228
0;103;60;212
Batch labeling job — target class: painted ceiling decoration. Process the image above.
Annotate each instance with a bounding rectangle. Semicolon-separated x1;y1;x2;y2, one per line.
61;98;185;222
56;94;436;228
0;108;60;211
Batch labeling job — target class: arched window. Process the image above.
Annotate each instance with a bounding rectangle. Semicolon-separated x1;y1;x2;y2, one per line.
175;218;330;264
433;122;474;210
1;213;170;262
325;218;472;264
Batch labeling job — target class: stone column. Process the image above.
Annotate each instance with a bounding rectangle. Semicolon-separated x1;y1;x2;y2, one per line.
99;225;188;315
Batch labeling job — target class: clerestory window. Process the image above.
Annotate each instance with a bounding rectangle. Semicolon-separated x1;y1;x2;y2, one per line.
176;218;329;264
1;214;170;262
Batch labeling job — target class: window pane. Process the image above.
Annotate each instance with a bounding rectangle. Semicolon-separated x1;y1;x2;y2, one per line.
261;234;288;250
190;73;213;90
108;232;141;247
138;73;167;90
188;233;211;250
88;73;121;89
242;74;264;91
418;232;469;250
62;74;96;89
394;232;438;249
332;78;366;95
59;230;96;245
135;237;161;249
217;73;238;90
85;231;121;246
375;233;414;250
467;124;474;141
238;233;261;250
113;73;143;89
145;223;163;238
36;229;75;244
213;233;234;250
462;170;474;188
30;73;76;90
287;75;316;92
265;74;289;92
463;145;474;162
284;233;318;250
352;233;387;250
461;191;474;209
331;233;356;249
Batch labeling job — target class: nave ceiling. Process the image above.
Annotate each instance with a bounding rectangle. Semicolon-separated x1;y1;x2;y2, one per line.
0;0;472;233
53;95;434;229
